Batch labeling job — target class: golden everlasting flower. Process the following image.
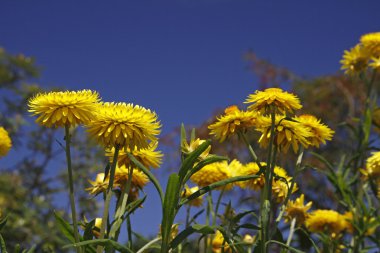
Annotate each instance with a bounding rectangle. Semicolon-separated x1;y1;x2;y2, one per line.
208;105;259;142
93;218;103;238
0;127;12;158
86;173;109;195
369;57;380;70
272;178;298;203
191;160;233;190
182;138;211;160
340;44;370;75
245;88;302;114
284;194;312;225
28;89;100;127
306;210;346;237
365;151;380;179
182;185;203;207
107;142;163;170
114;165;149;189
87;102;161;150
295;114;334;148
235;162;265;190
212;230;231;253
257;115;312;153
360;32;380;56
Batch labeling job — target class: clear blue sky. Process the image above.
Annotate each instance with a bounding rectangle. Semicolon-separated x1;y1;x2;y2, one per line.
1;0;380;237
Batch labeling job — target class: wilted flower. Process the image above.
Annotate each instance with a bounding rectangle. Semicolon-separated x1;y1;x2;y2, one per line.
28;89;100;127
208;105;259;142
245;88;302;114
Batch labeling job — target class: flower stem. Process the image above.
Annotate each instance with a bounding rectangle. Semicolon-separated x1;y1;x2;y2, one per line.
283;218;296;253
97;144;120;253
64;125;81;253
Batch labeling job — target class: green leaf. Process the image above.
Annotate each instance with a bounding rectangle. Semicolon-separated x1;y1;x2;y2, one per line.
179;175;259;206
266;240;305;253
0;216;7;231
161;174;180;253
169;224;216;250
309;152;336;177
127;152;164;203
22;246;36;253
178;140;211;182
180;123;187;146
123;195;147;219
233;210;257;223
63;239;133;253
54;211;75;243
363;107;372;144
83;219;96;241
235;223;260;232
0;234;7;253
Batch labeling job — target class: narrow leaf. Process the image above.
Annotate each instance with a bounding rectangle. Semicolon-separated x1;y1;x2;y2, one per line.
63;239;133;253
170;225;215;250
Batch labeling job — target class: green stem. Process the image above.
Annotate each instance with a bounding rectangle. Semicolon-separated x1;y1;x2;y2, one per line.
239;131;264;171
64;125;81;253
127;216;133;249
213;187;225;226
284;218;296;253
261;110;276;253
97;145;120;253
136;237;161;253
204;192;213;253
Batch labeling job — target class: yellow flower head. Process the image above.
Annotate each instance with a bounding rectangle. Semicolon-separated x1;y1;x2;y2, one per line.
272;178;298;203
212;230;231;253
257;115;312;153
182;138;211;160
340;44;370;75
369;57;380;70
208;105;259;142
284;194;312;225
182;185;203;207
306;210;346;237
0;127;12;158
114;165;149;189
245;88;302;115
365;151;380;179
360;32;380;56
191;160;233;190
107;142;163;170
86;173;109;195
294;114;334;148
28;89;100;127
86;102;161;150
235;162;265;190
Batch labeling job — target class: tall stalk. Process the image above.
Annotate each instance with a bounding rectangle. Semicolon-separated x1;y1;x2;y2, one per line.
97;144;120;253
64;125;81;253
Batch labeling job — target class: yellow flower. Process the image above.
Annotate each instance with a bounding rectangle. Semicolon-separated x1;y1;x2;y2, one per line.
212;230;231;253
28;89;100;127
86;173;109;195
272;178;298;203
191;160;233;190
208;105;259;142
92;218;103;238
284;194;312;225
365;151;380;179
114;165;149;189
182;185;203;207
257;115;312;153
340;44;370;75
182;138;211;160
106;142;163;170
245;88;302;114
360;32;380;56
235;162;265;190
86;102;161;150
294;114;334;148
369;57;380;70
0;127;12;158
306;210;346;237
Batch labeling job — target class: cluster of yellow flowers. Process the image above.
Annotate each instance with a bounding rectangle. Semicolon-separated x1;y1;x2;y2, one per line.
209;87;334;153
362;151;380;198
28;89;162;196
341;32;380;75
0;127;12;158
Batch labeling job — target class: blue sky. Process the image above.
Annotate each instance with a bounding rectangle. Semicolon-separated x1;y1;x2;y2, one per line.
1;0;380;237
